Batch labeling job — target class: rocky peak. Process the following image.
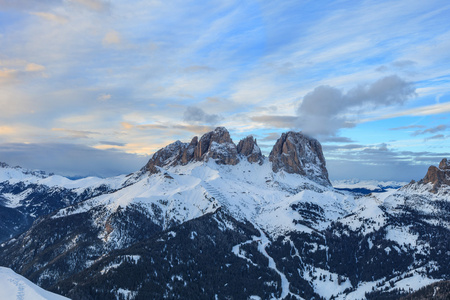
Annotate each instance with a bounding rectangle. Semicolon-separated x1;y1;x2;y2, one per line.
269;131;330;186
143;127;241;173
421;158;450;193
439;158;450;170
193;127;239;165
237;136;263;164
143;140;187;174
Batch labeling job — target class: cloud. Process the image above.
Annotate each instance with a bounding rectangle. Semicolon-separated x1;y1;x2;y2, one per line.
0;143;147;178
97;94;111;101
363;101;450;122
25;63;45;72
69;0;107;11
0;126;16;135
98;141;126;147
324;143;450;181
412;124;447;136
0;68;18;79
321;136;355;143
183;65;214;73
391;60;416;69
250;115;297;128
183;106;221;125
390;124;425;130
102;30;121;46
52;128;98;139
260;132;282;142
425;134;445;141
30;12;68;24
296;75;416;136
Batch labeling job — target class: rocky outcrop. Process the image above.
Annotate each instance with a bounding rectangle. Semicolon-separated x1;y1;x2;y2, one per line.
421;158;450;193
143;141;187;174
269;131;330;186
143;127;240;173
237;136;263;164
181;136;198;165
193;127;239;165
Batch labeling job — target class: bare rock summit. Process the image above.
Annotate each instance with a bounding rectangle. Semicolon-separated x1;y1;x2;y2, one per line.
421;158;450;193
269;131;331;186
237;136;263;164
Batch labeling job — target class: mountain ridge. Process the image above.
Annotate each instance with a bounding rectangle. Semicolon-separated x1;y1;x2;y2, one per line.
0;127;448;299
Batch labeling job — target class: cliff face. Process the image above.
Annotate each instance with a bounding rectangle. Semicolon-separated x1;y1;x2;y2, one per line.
236;136;263;164
422;158;450;193
143;127;239;174
269;131;330;186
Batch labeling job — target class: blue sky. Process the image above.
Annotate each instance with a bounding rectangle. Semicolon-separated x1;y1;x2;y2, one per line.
0;0;449;181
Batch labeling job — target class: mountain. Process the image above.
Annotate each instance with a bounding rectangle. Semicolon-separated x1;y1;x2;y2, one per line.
332;179;408;194
0;127;448;300
0;162;137;242
0;266;68;300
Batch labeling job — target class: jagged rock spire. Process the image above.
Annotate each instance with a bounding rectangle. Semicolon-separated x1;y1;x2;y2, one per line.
237;136;263;164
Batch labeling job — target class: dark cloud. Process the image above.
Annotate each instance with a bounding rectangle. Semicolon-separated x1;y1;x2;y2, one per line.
375;65;389;73
0;143;146;178
98;141;126;146
390;124;425;130
412;124;447;136
296;75;416;136
376;60;416;73
391;60;416;69
424;134;445;141
183;106;222;125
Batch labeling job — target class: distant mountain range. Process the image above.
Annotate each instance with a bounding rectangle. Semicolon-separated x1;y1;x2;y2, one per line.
332;179;408;194
0;127;449;299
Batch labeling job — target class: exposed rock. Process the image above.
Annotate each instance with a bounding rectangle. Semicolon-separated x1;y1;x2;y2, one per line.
421;158;450;193
181;136;198;165
193;127;239;165
143;141;187;174
143;127;239;173
439;158;450;170
269;131;330;186
237;136;263;164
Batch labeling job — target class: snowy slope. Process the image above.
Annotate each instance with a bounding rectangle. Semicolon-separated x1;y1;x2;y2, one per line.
0;162;128;192
52;158;353;240
0;267;69;300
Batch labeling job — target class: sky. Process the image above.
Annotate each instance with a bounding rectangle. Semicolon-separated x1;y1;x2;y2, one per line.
0;0;450;181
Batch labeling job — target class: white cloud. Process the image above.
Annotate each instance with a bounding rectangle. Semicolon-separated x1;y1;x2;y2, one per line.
97;94;111;101
102;30;121;46
25;63;45;72
30;12;68;24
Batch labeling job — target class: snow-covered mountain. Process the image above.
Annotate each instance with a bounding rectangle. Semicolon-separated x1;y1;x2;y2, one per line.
0;127;448;299
0;162;135;242
0;267;68;300
332;179;408;194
